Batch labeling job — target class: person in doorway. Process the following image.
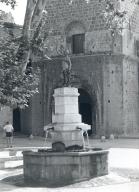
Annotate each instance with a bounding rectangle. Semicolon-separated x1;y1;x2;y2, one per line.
3;121;14;148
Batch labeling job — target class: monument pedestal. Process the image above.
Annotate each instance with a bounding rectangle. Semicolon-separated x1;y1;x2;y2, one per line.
51;87;90;148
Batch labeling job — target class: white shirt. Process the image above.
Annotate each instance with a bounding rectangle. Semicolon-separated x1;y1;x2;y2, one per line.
3;124;14;132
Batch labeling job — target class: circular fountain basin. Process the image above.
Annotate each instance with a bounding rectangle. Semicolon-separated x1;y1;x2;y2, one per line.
23;149;108;186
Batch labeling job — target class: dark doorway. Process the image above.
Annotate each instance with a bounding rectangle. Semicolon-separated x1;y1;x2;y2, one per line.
78;88;94;135
13;108;21;132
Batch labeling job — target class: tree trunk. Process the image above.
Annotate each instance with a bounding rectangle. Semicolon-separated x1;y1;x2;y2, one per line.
17;0;47;71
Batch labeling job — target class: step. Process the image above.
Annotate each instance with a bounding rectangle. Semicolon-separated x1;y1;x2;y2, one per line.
0;150;22;158
0;146;49;157
3;159;23;169
0;156;23;169
0;147;50;169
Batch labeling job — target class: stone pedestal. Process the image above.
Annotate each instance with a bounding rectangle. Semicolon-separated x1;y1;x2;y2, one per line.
51;87;90;148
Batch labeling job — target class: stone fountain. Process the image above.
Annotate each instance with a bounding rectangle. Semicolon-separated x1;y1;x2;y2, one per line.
23;87;108;186
51;87;91;150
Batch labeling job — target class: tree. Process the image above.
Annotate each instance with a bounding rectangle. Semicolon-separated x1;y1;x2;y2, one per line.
0;0;40;109
0;10;14;23
0;24;40;108
0;0;16;9
17;0;49;71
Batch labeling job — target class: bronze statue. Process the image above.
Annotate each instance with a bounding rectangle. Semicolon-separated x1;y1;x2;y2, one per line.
62;54;72;87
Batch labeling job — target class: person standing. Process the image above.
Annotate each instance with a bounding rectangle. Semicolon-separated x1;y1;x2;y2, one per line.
3;121;14;148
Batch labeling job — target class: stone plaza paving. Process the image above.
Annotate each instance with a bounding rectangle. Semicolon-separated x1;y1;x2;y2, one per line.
0;135;139;191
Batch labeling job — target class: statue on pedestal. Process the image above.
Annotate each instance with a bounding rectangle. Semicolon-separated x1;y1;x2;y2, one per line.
62;52;72;87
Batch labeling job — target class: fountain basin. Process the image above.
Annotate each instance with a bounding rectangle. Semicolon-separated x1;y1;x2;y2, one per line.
23;149;108;186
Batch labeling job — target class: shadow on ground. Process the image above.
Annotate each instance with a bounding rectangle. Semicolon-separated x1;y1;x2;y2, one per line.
1;174;86;188
1;168;139;189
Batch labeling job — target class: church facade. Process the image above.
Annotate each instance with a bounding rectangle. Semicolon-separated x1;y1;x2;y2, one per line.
19;0;139;137
1;0;139;138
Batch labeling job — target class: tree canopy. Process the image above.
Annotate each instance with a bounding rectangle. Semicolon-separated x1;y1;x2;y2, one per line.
0;10;14;23
0;0;40;109
0;0;16;9
0;24;40;108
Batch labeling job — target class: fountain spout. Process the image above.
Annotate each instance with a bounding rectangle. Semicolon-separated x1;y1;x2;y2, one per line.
43;124;55;147
76;126;90;150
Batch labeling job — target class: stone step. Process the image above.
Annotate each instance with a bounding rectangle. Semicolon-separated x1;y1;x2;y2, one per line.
3;164;23;170
0;147;50;170
0;150;22;158
0;146;49;157
0;156;23;169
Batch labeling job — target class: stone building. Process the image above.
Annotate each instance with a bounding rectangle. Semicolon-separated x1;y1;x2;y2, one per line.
1;0;139;138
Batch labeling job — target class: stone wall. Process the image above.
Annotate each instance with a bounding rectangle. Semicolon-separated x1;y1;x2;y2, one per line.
123;56;139;135
85;30;112;53
20;68;44;136
103;55;124;136
29;54;129;136
41;0;139;58
44;0;106;33
120;0;139;135
43;0;122;56
27;55;103;136
121;0;139;57
30;53;138;137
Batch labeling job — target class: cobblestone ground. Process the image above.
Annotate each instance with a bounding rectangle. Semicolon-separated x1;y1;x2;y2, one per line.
1;135;139;191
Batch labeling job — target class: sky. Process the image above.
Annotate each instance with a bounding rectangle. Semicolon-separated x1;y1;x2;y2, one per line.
0;0;27;25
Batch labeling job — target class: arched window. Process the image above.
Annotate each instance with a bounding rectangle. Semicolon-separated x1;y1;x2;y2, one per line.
65;21;86;54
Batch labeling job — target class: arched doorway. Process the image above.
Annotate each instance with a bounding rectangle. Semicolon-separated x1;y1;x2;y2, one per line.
13;108;21;132
78;88;96;135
